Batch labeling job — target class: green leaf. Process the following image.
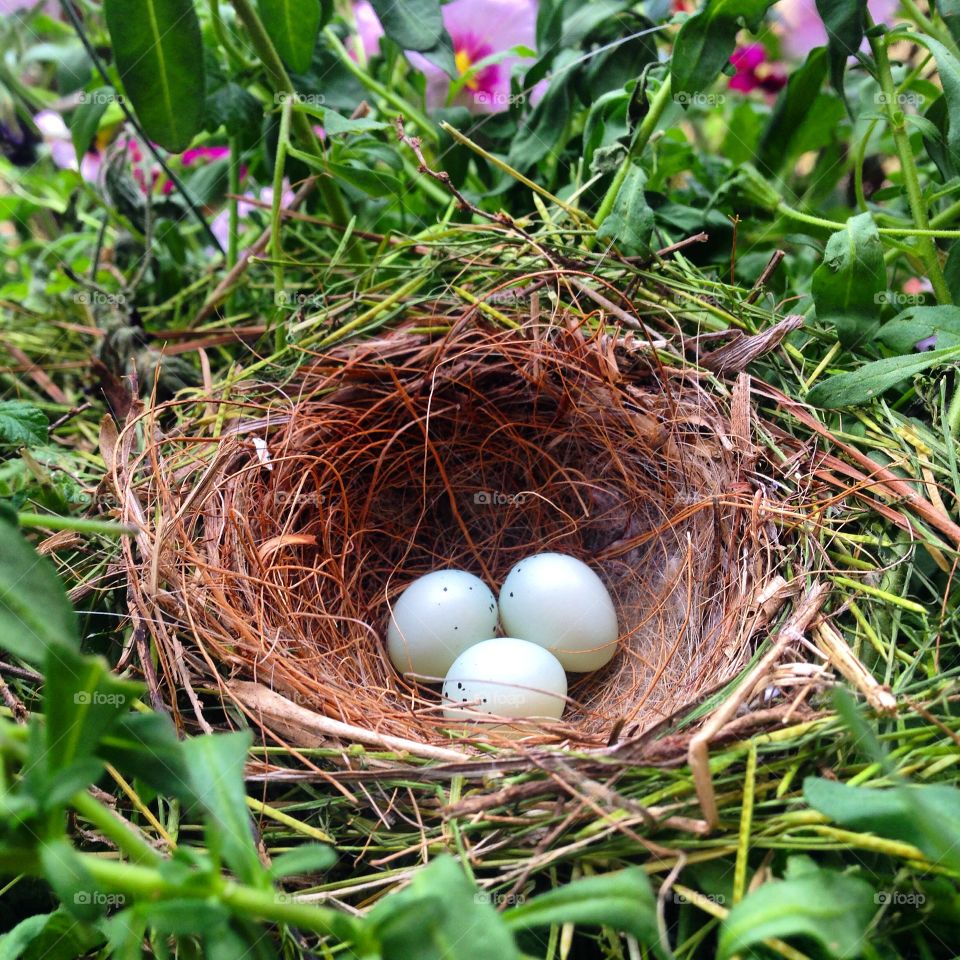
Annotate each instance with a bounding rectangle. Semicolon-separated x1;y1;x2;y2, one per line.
0;401;48;447
508;56;575;169
937;0;960;44
44;646;143;769
103;0;205;152
39;840;103;923
0;515;78;666
269;844;337;879
595;160;653;255
671;0;777;98
182;732;266;887
806;344;960;407
815;0;866;106
0;908;104;960
288;146;401;196
369;855;519;960
811;212;885;348
369;0;445;52
758;47;828;173
804;777;960;871
877;305;960;353
909;34;960;171
289;100;387;135
718;862;875;959
257;0;323;73
504;868;661;953
98;712;195;803
69;87;111;163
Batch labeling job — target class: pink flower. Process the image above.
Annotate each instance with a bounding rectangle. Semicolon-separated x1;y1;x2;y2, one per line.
0;0;56;13
352;1;383;60
210;182;296;252
34;109;101;182
728;44;787;94
775;0;899;60
354;0;541;114
408;0;541;113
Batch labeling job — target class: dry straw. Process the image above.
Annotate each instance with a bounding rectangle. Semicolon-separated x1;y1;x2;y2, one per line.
112;296;820;778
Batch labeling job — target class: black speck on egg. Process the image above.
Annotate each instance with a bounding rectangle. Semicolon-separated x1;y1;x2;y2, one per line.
457;682;463;689
443;587;448;592
509;592;514;598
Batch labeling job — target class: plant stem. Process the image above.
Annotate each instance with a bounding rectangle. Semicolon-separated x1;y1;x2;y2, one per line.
230;0;351;228
594;74;673;231
71;790;164;868
323;27;436;141
869;29;952;303
272;96;292;352
16;513;134;536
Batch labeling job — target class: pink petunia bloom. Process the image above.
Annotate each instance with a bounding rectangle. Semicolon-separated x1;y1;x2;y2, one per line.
352;1;384;60
210;182;296;253
354;0;542;114
34;109;101;182
775;0;900;60
729;44;787;94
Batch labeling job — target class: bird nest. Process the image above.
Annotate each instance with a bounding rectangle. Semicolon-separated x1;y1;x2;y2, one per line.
113;312;804;762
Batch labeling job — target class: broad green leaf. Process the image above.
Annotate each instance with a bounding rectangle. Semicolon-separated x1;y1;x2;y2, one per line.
671;0;777;98
0;908;104;960
806;344;960;407
508;56;575;168
44;646;143;769
595;160;653;255
0;516;78;665
369;855;519;960
39;839;103;923
805;777;960;871
504;868;661;953
258;0;323;73
69;87;111;163
98;712;195;803
136;898;230;935
718;863;874;959
103;0;205;152
938;0;960;44
816;0;866;105
811;212;885;348
877;305;960;353
290;100;388;135
269;844;337;879
758;46;828;173
909;34;960;171
182;732;266;887
288;146;400;196
369;0;445;51
0;400;47;447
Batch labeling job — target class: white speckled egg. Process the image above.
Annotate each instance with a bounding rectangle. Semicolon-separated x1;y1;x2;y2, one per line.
442;637;567;721
499;552;619;672
386;569;498;678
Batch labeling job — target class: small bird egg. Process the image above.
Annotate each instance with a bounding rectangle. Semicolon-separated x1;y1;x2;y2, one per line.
386;569;498;678
499;552;619;672
442;637;567;721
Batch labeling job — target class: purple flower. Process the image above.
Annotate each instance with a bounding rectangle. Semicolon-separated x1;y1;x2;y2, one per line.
352;1;384;60
728;44;787;94
210;181;296;253
916;334;938;351
775;0;900;60
353;0;542;114
34;109;102;182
